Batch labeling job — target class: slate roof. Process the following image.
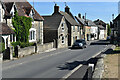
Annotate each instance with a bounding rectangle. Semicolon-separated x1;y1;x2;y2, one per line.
15;2;44;21
4;2;14;13
94;19;106;27
86;19;97;26
97;25;105;29
2;0;44;21
75;16;86;25
43;13;63;30
0;23;15;35
59;11;79;26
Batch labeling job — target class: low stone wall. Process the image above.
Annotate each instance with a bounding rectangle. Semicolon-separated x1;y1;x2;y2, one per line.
18;46;35;58
17;42;54;58
37;42;54;53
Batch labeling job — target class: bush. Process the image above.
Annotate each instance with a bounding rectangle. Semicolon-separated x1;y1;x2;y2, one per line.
20;42;35;48
11;41;20;48
11;41;35;48
0;42;5;53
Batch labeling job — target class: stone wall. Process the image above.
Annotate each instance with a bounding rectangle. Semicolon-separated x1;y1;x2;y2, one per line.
18;46;35;58
37;42;54;53
17;42;54;58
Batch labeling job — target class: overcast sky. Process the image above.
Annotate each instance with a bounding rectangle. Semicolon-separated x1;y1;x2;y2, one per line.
29;2;118;23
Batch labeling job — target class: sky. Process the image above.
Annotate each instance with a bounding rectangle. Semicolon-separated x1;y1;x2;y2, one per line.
29;2;118;23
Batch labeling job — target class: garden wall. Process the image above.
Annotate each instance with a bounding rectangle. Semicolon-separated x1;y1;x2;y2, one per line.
17;42;54;58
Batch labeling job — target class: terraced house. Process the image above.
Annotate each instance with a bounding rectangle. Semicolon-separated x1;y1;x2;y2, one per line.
1;0;44;44
43;4;80;48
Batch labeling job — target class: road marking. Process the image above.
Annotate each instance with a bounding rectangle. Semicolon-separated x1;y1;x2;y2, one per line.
60;64;83;80
3;49;70;70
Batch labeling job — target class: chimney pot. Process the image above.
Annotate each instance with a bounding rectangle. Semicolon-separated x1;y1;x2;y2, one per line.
65;6;70;14
82;16;85;19
54;4;59;13
78;13;81;18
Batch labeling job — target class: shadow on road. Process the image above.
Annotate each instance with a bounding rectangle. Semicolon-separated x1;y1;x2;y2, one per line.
57;56;102;71
103;48;120;54
58;61;87;70
90;40;111;46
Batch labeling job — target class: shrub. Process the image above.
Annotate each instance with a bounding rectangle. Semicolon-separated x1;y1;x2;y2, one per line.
20;42;35;48
0;42;5;53
11;41;20;48
11;41;35;48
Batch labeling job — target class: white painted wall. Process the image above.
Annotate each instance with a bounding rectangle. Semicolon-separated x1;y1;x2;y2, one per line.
90;26;98;40
99;30;105;39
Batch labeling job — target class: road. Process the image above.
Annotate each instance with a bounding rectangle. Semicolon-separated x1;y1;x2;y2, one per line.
2;40;112;79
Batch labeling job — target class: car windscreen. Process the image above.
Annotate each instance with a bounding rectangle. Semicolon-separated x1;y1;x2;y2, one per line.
75;40;82;43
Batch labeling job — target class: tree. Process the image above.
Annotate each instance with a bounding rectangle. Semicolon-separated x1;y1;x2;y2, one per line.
12;11;32;43
107;24;111;36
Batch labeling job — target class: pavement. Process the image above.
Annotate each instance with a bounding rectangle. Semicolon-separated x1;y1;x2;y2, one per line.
2;40;112;79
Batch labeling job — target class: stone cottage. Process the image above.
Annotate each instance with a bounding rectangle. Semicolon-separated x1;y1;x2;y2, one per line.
59;6;80;46
43;4;68;48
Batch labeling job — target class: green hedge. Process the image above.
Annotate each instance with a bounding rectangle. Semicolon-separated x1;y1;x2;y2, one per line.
11;41;35;48
0;42;5;53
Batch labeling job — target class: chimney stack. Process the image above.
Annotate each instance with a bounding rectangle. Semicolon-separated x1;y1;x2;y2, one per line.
82;16;85;19
65;6;70;14
78;13;81;18
54;4;59;13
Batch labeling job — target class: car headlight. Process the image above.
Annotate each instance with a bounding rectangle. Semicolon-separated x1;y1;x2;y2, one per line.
79;43;83;46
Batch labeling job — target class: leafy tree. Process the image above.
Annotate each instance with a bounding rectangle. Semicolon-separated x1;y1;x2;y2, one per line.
12;11;32;43
107;24;111;36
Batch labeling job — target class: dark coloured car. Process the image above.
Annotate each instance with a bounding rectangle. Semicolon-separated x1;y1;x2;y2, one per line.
72;39;87;49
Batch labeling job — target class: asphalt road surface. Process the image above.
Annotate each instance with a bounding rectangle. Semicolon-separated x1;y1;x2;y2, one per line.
2;40;112;79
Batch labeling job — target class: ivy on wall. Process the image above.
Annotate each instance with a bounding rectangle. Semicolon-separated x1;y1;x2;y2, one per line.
12;11;32;43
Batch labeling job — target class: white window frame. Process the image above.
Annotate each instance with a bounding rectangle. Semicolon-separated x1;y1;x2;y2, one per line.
29;28;36;42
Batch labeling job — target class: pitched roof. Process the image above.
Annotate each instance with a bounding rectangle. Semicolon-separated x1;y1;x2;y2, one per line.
59;11;79;26
0;23;15;35
86;19;97;26
15;2;44;21
75;16;86;25
4;2;14;13
2;0;44;21
97;25;105;29
43;13;63;30
94;19;106;27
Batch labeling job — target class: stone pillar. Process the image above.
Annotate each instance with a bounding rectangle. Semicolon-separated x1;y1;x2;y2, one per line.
10;46;13;60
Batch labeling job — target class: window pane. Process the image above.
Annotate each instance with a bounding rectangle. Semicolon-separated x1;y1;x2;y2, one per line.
30;31;32;40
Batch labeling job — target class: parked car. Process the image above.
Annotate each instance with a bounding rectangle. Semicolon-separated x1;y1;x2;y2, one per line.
72;39;87;49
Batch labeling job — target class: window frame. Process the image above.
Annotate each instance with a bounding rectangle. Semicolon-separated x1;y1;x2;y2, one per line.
29;28;36;42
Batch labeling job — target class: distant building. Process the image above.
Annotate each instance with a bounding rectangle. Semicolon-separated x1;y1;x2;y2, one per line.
94;19;107;39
